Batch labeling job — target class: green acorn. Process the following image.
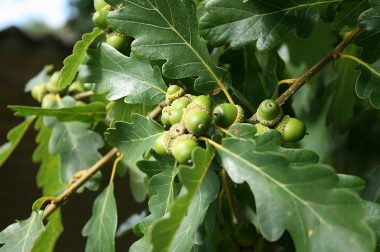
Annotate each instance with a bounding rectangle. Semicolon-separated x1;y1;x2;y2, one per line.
184;108;212;136
213;103;244;128
276;115;307;142
171;96;191;110
31;83;47;102
92;5;110;29
153;131;175;156
68;81;85;93
106;32;127;51
46;71;60;93
165;85;185;104
256;99;283;127
172;138;198;164
41;94;57;108
161;106;171;127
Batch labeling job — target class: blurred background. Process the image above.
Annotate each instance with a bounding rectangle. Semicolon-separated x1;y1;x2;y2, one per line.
0;0;143;250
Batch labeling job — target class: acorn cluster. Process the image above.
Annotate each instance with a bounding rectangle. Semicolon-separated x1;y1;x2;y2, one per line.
92;0;129;52
153;85;244;164
255;99;307;142
30;72;85;108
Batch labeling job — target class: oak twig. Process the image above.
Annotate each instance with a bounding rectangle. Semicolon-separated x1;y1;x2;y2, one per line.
73;91;94;100
247;27;362;124
148;101;167;119
42;148;118;220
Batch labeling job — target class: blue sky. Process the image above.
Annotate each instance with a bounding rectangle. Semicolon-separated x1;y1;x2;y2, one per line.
0;0;72;30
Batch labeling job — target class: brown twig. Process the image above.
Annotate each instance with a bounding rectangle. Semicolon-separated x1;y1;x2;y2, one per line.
73;91;94;100
42;148;118;220
247;26;362;124
148;101;167;119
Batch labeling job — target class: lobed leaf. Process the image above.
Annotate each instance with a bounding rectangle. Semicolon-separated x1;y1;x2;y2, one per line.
0;117;35;167
107;0;231;94
0;211;45;252
150;144;220;252
200;0;338;50
79;43;167;105
58;28;104;89
82;183;117;252
130;157;178;251
9;102;107;123
106;114;164;162
215;127;375;252
31;211;63;252
355;0;380;62
47;97;104;183
355;59;380;109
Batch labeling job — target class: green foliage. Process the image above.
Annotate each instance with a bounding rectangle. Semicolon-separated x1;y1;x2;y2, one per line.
199;0;336;50
150;145;219;252
355;59;380;108
215;126;375;251
0;117;35;167
59;28;104;89
31;211;63;252
48;97;104;183
107;0;231;94
0;211;45;252
355;0;380;62
2;0;380;251
9;102;106;123
82;183;117;252
80;43;167;104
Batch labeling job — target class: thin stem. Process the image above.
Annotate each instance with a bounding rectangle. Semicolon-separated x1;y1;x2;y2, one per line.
148;101;167;119
247;26;362;124
215;126;233;137
42;148;118;220
339;54;380;78
221;169;238;224
109;153;123;184
277;79;297;86
199;136;238;224
73;91;94;100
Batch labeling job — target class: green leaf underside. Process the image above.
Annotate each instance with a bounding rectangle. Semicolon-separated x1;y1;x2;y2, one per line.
80;43;167;105
24;65;54;92
116;211;147;237
150;144;219;252
33;119;64;196
355;60;380;109
31;211;63;252
0;211;45;252
0;117;35;167
107;0;231;94
9;102;106;123
48;96;104;183
130;157;178;251
215;124;375;252
82;183;117;252
59;28;104;89
365;201;380;243
200;0;340;50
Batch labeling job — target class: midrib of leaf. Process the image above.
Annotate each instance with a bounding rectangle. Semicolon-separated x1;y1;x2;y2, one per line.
164;166;177;214
96;185;113;251
216;143;331;227
142;0;228;93
21;212;37;252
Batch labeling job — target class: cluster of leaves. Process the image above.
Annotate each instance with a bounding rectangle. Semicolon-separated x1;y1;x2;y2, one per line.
0;0;380;251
